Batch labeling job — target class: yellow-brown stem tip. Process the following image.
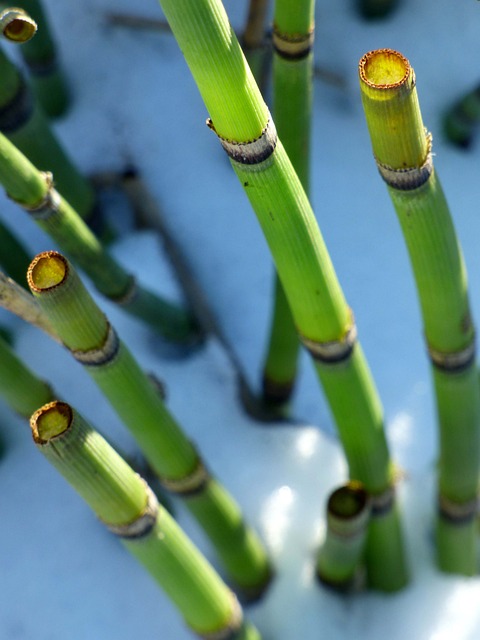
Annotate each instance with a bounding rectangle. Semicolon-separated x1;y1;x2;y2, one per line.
31;401;73;444
28;251;69;293
359;49;410;90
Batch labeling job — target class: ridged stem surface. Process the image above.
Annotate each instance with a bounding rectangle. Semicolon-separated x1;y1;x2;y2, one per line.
157;0;406;591
28;252;270;592
261;0;314;406
31;402;258;637
0;131;197;342
359;48;480;575
0;46;91;217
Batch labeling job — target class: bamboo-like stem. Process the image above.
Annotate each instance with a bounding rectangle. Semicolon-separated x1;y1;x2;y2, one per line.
0;44;92;219
357;0;399;19
157;0;407;591
0;331;53;415
443;83;480;148
0;219;31;287
260;0;314;409
316;482;370;591
0;134;200;344
12;0;70;117
31;401;261;639
27;252;271;595
0;6;37;42
359;49;480;575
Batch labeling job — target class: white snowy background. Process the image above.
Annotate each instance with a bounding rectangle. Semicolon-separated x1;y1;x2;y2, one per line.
1;1;480;638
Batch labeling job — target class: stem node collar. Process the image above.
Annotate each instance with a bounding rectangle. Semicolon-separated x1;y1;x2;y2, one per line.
71;322;120;367
196;594;243;640
207;117;277;165
105;482;159;540
427;336;476;373
159;456;211;497
299;311;357;364
272;24;315;60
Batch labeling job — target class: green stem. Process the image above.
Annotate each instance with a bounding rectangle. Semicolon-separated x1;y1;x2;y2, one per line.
27;252;271;594
157;0;407;591
317;482;370;590
359;48;480;575
31;401;261;639
0;133;199;343
0;44;91;218
260;0;314;409
11;0;70;117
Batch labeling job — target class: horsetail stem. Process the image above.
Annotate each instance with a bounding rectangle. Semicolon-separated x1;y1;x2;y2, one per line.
0;133;199;343
316;482;370;591
260;0;314;409
0;44;93;220
359;48;480;575
27;251;271;594
156;0;407;591
31;401;262;639
13;0;70;117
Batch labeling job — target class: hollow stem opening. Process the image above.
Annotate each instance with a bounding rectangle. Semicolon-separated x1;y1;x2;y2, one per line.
31;400;72;443
28;251;67;292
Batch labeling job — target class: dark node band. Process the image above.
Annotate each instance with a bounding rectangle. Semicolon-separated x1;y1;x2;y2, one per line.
427;337;476;373
105;482;158;540
370;485;395;517
207;117;277;165
299;314;357;364
159;456;211;497
376;131;433;191
71;322;120;367
438;494;478;525
17;171;61;221
272;25;314;60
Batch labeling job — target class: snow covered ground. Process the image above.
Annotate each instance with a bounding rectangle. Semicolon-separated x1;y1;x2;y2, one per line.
2;1;480;638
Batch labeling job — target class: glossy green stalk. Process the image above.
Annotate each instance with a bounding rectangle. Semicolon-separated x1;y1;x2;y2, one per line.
261;0;314;409
359;49;480;575
31;401;261;639
0;45;91;219
13;0;69;116
0;331;52;415
443;83;480;148
28;252;271;595
0;132;198;343
157;0;407;591
317;482;370;590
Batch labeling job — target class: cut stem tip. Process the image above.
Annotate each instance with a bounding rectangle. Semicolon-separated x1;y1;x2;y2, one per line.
27;251;68;292
31;401;72;444
0;8;37;43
